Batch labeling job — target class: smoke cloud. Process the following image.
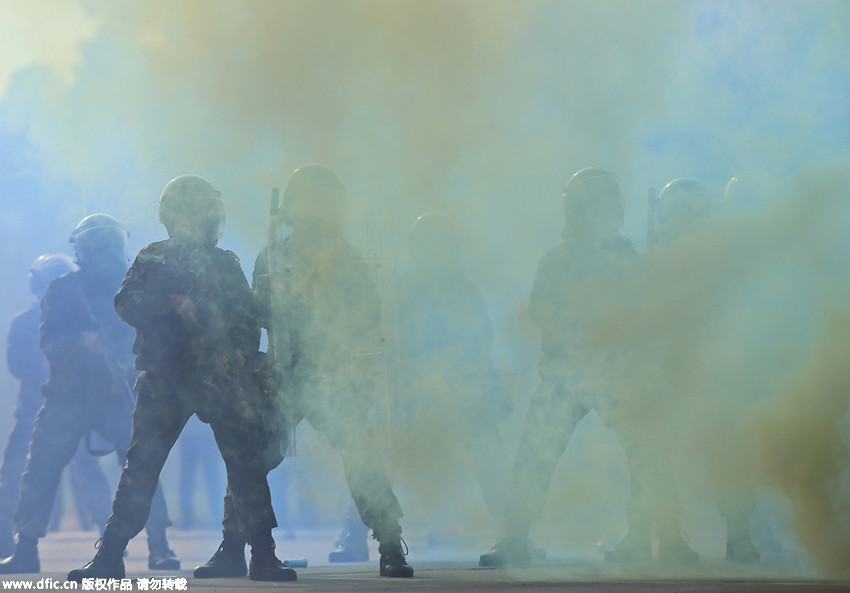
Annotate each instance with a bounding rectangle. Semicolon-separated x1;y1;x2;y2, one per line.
0;0;849;579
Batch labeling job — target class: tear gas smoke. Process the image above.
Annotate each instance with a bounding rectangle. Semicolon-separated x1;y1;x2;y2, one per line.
0;0;849;579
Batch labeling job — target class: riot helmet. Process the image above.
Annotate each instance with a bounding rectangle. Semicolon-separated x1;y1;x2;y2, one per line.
408;212;459;272
723;170;776;211
28;253;76;298
69;214;129;278
280;164;345;234
159;174;225;247
561;167;624;240
655;178;716;244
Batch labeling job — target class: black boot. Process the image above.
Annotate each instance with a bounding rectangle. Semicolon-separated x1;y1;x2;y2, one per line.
148;542;181;571
193;533;247;578
0;534;39;574
478;535;530;568
376;527;413;578
248;531;297;582
67;534;128;582
726;534;760;564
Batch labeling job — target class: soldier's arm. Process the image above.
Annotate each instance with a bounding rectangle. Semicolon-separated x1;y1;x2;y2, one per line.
39;277;105;372
114;248;178;328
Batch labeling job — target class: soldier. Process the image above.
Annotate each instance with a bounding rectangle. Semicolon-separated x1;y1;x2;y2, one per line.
250;164;414;578
479;167;699;567
656;177;763;564
395;213;510;522
0;218;178;575
0;254;114;556
600;178;714;564
67;175;294;582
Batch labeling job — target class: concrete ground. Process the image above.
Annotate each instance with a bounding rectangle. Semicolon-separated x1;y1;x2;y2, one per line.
0;528;846;593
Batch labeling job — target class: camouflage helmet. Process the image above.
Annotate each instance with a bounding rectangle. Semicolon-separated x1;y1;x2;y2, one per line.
158;174;225;241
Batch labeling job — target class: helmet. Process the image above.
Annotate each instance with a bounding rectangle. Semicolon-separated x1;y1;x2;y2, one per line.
654;178;717;244
158;174;225;246
562;167;622;202
561;167;623;238
723;170;776;210
280;164;345;229
69;213;129;278
69;213;127;244
28;253;76;298
408;212;459;271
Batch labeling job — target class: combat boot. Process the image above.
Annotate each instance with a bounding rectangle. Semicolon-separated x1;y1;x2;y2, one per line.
148;539;181;571
604;531;651;563
478;536;531;568
248;531;297;582
67;533;128;582
329;521;370;563
726;534;760;564
0;534;39;574
377;536;413;578
193;533;247;578
658;531;699;565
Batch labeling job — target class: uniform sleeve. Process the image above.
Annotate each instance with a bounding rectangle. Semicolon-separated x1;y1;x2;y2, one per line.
114;249;176;328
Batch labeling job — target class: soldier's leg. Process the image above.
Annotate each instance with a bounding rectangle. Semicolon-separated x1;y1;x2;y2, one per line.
208;416;295;582
718;490;759;563
308;409;412;577
0;397;42;555
0;397;87;573
505;379;585;539
68;442;111;533
479;378;585;567
612;426;698;564
192;484;248;579
97;382;179;570
68;373;191;583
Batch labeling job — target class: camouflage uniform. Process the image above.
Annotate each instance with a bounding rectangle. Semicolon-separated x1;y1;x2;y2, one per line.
254;236;405;544
103;239;282;545
502;236;639;539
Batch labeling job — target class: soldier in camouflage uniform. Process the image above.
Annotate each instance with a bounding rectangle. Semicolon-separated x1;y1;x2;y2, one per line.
68;175;295;583
0;217;177;575
479;168;699;567
250;164;413;578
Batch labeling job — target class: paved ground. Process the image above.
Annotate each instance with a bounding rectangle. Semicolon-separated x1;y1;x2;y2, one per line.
0;528;847;592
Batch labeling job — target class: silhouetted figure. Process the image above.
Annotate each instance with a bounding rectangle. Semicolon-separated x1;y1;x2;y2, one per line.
0;217;178;576
68;176;293;583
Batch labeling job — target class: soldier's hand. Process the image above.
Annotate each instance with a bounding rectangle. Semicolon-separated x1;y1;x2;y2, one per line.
169;294;197;321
